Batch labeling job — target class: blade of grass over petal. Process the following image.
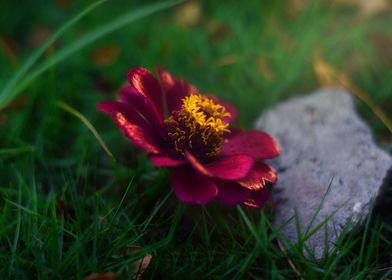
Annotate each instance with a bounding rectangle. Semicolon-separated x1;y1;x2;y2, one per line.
57;101;115;161
0;0;183;109
0;0;107;109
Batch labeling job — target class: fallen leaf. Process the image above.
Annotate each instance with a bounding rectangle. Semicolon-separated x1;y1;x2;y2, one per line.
369;31;392;67
174;0;202;28
333;0;390;19
217;54;240;66
0;37;19;67
91;45;121;67
120;245;152;280
285;0;309;18
313;54;392;133
256;56;275;81
205;19;232;42
85;272;118;280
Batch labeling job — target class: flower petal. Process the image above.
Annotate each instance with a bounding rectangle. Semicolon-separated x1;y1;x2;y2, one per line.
120;86;162;128
171;169;218;204
127;67;163;121
149;154;185;167
185;152;254;180
215;180;250;205
156;67;197;113
222;130;280;159
97;101;161;154
238;162;277;190
244;188;269;208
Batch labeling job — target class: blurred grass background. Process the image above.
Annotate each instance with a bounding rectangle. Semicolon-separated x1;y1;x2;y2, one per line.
1;0;392;278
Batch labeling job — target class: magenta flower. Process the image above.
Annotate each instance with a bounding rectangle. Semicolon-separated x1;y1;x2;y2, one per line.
98;67;280;208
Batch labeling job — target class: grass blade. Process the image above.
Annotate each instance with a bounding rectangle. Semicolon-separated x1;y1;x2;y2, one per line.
0;0;107;108
0;0;183;109
57;100;115;161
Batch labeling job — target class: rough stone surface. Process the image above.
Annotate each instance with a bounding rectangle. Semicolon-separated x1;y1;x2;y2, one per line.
256;89;392;258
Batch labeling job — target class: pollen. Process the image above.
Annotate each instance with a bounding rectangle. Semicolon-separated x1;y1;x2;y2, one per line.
164;94;231;161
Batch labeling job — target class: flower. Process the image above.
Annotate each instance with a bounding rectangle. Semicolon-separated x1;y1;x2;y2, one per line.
97;67;280;208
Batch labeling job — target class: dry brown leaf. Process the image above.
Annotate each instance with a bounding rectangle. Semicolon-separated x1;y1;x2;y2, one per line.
174;0;202;28
369;31;392;67
217;54;240;66
313;54;392;133
85;272;118;280
285;0;309;18
334;0;390;19
91;45;121;67
0;37;19;67
205;19;232;42
256;56;275;81
313;56;341;87
120;245;152;280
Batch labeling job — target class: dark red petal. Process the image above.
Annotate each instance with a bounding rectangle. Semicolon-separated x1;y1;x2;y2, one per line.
119;86;162;128
244;188;269;208
223;125;242;140
207;95;237;124
171;169;218;204
222;130;280;159
185;152;254;180
155;66;176;92
127;67;163;121
97;101;161;154
215;180;250;205
149;154;185;167
238;162;277;190
156;67;197;113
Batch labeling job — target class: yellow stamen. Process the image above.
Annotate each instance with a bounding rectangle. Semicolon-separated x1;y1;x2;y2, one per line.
164;94;231;160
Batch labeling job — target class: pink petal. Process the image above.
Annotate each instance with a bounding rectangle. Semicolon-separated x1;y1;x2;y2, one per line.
97;101;162;154
215;180;250;205
171;169;218;204
156;67;197;113
238;162;277;190
155;66;176;92
223;130;280;159
127;67;163;121
185;152;254;180
244;188;269;208
119;86;163;128
149;154;185;167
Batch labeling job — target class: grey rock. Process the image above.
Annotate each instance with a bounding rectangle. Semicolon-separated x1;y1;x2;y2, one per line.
256;89;392;259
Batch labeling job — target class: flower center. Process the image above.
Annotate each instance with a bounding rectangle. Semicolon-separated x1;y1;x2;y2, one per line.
164;94;230;161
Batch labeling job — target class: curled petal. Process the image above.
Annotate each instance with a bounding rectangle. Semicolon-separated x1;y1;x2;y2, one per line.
149;154;185;167
171;169;218;204
120;86;162;128
186;152;254;180
97;101;161;154
127;67;163;121
223;130;280;159
155;66;176;92
215;180;250;205
244;188;269;208
238;162;277;190
156;67;197;113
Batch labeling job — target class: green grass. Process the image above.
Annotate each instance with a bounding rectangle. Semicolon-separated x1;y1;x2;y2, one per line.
1;0;392;278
